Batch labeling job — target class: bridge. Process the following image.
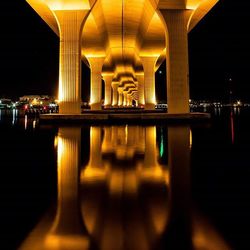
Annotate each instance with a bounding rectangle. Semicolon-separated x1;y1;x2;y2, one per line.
26;0;218;115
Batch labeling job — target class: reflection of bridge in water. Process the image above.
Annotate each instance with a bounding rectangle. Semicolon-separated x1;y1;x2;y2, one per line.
26;0;218;114
20;125;229;250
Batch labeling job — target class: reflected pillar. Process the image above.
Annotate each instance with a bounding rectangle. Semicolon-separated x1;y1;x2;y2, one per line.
112;82;119;107
158;10;192;114
56;10;89;114
103;74;113;107
136;73;145;106
102;126;113;154
81;126;107;182
49;127;89;248
141;57;157;110
144;126;160;168
167;125;192;247
88;57;105;110
20;127;89;249
86;127;103;168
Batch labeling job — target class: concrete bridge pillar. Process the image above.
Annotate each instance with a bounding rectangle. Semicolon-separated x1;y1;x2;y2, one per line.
88;57;105;110
103;74;114;107
136;73;145;107
55;10;89;114
140;57;158;110
123;91;128;107
118;87;124;107
158;10;192;114
112;82;119;106
127;94;132;107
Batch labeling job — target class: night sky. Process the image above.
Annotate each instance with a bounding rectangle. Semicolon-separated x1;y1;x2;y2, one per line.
0;0;249;102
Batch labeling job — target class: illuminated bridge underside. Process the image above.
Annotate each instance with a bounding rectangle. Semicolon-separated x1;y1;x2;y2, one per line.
26;0;219;114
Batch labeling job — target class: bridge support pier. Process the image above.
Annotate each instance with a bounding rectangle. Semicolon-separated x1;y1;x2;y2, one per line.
55;10;89;114
123;91;128;107
136;73;145;107
127;94;132;107
103;74;113;108
118;88;124;107
141;57;157;110
112;82;119;107
88;57;105;110
159;10;192;114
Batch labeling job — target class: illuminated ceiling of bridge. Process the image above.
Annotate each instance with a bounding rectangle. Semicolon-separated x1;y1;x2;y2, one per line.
26;0;218;97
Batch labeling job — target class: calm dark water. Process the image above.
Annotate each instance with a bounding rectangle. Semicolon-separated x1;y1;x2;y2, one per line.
0;108;250;249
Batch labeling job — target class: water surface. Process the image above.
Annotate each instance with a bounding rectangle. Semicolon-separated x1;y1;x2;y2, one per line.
0;109;250;249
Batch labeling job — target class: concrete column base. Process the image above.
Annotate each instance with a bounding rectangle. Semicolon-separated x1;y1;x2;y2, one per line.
59;102;81;114
91;103;102;110
144;103;155;110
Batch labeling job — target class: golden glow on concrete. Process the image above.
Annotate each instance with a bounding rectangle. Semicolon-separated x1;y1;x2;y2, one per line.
103;74;113;106
26;0;59;35
141;56;157;109
111;82;119;106
88;57;105;110
136;73;145;105
159;9;192;114
188;0;219;31
56;10;89;114
118;87;124;106
27;0;219;113
123;91;128;106
44;0;92;10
